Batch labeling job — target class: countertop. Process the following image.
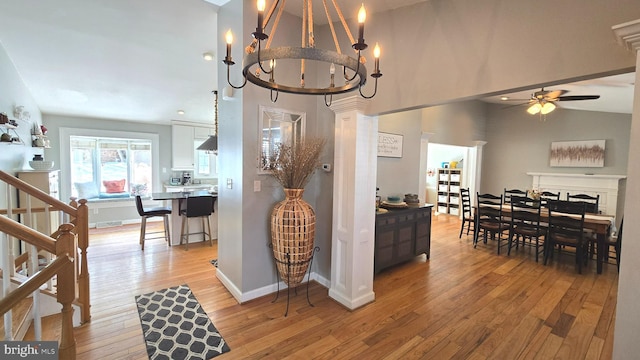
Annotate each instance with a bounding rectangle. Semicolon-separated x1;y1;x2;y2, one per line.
152;190;217;200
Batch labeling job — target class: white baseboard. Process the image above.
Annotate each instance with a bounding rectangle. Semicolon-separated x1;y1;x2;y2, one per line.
215;269;330;304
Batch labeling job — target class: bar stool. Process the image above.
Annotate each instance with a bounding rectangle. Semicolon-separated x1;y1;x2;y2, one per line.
135;196;172;250
179;196;215;250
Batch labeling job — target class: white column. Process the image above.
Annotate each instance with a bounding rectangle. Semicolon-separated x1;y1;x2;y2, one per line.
612;19;640;359
471;141;487;201
419;132;433;204
329;97;377;310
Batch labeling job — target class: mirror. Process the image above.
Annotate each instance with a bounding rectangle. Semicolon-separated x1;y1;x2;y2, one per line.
259;106;306;173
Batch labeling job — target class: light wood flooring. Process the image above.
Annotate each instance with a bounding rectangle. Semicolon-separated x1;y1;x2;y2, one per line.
74;213;618;359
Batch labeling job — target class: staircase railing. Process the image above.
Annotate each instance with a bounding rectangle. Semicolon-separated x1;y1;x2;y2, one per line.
0;218;76;359
0;170;90;358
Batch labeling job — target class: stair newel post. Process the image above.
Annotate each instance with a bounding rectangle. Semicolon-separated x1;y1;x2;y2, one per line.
75;199;91;323
56;223;77;360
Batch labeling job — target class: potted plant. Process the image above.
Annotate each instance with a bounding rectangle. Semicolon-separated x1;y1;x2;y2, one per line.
269;137;325;287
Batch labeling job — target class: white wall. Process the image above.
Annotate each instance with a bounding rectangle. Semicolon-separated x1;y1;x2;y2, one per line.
0;43;45;209
354;0;639;116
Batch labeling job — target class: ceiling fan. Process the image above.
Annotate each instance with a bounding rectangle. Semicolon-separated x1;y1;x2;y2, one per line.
506;88;601;118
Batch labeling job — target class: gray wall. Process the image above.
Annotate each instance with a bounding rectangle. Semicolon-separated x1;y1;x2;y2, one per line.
377;110;423;200
421;101;487;146
481;103;631;196
217;1;336;293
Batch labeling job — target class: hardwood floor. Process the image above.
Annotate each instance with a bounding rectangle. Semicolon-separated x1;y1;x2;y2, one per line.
74;213;618;359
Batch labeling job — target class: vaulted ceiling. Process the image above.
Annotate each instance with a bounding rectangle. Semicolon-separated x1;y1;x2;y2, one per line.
0;0;634;126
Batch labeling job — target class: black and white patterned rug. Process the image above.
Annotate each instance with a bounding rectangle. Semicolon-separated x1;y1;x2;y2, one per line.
135;284;230;360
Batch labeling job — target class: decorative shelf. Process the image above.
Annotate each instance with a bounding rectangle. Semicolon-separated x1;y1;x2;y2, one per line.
32;134;50;148
1;124;24;144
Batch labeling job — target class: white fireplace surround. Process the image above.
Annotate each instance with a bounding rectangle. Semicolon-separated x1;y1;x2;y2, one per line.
527;172;626;220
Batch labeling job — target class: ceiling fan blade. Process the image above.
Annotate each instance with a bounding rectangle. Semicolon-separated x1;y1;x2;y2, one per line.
557;95;601;101
499;98;531;102
544;90;568;99
501;101;533;109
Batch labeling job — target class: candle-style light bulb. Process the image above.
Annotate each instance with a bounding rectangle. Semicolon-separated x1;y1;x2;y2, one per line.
269;59;276;82
373;43;380;73
257;0;266;33
225;29;233;45
357;4;366;43
330;63;335;87
225;29;233;62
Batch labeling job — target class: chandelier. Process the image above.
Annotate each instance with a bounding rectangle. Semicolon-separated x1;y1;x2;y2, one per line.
223;0;382;106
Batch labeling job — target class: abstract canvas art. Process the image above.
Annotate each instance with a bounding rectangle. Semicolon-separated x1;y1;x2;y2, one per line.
549;140;605;167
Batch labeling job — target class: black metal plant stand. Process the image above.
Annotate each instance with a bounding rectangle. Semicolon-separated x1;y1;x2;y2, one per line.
271;246;320;317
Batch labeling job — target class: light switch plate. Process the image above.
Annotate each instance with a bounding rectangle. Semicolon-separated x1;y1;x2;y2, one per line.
254;180;261;192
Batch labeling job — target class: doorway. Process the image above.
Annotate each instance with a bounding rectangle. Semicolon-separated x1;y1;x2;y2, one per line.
426;143;475;215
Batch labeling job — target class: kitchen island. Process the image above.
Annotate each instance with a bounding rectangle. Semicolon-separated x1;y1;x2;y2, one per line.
151;190;217;246
375;204;433;273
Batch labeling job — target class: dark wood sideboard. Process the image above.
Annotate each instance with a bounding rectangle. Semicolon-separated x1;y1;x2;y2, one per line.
374;205;433;273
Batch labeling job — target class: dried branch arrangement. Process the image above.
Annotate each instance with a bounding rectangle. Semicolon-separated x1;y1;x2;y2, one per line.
270;137;326;189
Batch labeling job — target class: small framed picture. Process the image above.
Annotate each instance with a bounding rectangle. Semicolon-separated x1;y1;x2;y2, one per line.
377;132;403;158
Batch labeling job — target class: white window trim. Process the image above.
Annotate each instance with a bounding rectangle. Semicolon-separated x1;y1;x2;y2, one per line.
59;127;160;203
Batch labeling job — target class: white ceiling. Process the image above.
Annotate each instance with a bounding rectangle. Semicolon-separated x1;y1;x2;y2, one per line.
0;0;635;126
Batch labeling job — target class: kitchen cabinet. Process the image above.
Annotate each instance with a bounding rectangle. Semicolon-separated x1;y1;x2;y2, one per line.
17;170;60;234
437;168;462;215
374;205;432;273
172;124;195;170
171;123;213;170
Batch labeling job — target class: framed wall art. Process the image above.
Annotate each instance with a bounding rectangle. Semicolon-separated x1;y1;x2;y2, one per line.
377;132;403;158
549;139;605;168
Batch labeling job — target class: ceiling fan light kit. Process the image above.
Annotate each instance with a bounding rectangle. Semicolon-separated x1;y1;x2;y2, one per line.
506;88;601;118
527;101;556;115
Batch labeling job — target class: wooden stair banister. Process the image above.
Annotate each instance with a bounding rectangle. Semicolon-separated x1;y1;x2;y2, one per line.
0;221;77;359
0;171;76;215
1;170;91;326
0;255;73;316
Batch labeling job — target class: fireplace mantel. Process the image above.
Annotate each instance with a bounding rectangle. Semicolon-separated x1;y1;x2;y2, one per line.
527;172;626;219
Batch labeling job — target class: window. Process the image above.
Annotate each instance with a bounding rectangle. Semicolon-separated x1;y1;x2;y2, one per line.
69;135;153;198
193;140;217;179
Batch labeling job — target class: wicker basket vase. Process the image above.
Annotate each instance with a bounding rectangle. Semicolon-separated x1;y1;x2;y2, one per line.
270;188;316;287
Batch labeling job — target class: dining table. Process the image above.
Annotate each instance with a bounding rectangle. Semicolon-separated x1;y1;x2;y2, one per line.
151;190;217;246
487;204;614;274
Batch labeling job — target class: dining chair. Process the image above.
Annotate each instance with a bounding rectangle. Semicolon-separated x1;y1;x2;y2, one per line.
508;195;545;262
544;200;588;274
566;193;600;214
458;188;475;238
605;218;623;272
135;195;172;251
474;193;508;254
179;196;215;250
503;188;527;204
539;191;560;206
